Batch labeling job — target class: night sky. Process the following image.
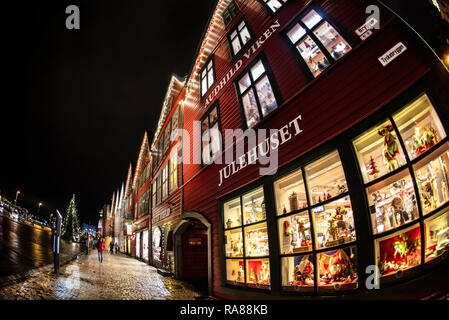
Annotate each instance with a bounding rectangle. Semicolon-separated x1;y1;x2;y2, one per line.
1;0;215;224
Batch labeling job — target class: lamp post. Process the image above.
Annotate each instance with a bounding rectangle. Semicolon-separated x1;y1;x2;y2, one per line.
37;202;43;220
14;190;20;218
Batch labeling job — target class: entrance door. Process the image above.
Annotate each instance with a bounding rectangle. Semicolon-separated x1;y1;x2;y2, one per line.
180;221;208;292
136;232;141;258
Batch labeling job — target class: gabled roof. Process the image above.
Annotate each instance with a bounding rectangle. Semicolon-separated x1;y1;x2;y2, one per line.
150;74;186;150
132;132;151;190
124;163;133;198
185;0;231;101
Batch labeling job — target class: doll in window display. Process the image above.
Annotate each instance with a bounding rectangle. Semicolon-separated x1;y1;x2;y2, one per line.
378;125;401;172
320;249;357;285
293;256;314;286
391;197;410;226
411;124;439;158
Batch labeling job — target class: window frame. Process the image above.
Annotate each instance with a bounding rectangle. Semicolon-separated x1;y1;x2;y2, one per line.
227;17;255;60
162;163;169;200
222;0;241;28
258;0;289;17
169;148;178;192
200;56;216;99
281;5;355;80
200;102;223;167
234;53;283;130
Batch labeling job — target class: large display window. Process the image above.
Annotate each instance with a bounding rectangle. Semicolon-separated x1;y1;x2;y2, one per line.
278;211;312;254
318;246;358;292
274;169;307;215
223;186;271;289
281;254;314;292
413;142;449;215
375;225;421;278
353;120;407;183
366;171;418;234
424;207;449;262
392;94;446;160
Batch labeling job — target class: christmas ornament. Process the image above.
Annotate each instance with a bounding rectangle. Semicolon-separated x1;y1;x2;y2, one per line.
378;125;400;172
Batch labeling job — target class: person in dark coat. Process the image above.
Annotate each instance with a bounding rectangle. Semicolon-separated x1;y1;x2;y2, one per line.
98;238;105;263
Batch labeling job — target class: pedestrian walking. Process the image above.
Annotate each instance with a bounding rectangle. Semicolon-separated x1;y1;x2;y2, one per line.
98;238;105;263
110;241;114;254
114;242;118;254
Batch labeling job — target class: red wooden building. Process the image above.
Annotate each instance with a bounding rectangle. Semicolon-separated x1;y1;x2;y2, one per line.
176;0;449;299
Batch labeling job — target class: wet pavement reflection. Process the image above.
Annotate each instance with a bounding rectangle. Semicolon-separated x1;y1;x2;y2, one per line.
0;250;202;300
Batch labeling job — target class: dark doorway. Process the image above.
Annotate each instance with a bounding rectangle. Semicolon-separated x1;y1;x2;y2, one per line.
180;220;208;295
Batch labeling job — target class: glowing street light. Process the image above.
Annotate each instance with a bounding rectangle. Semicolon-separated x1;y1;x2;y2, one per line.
37;202;43;219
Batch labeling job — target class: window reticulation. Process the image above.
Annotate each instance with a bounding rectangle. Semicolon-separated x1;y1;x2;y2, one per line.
163;123;171;156
353;93;448;279
138;190;149;217
276;150;358;292
261;0;288;13
201;104;222;165
162;164;168;200
237;58;279;129
152;181;157;209
222;0;240;27
171;107;179;142
169;150;178;192
230;19;252;57
286;8;352;78
201;58;215;98
224;187;271;290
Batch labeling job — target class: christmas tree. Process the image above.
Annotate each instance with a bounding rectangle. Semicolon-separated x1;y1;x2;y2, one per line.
62;194;80;241
368;156;380;178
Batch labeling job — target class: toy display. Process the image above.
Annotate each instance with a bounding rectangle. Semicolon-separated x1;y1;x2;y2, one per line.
224;198;242;229
282;255;314;291
318;247;358;291
376;226;421;277
414;147;449;215
225;229;243;257
367;175;418;234
245;224;269;257
378;125;401;172
279;212;312;254
314;201;356;249
226;259;245;284
274;170;307;215
411;124;440;158
247;259;271;288
243;189;265;225
425;209;449;262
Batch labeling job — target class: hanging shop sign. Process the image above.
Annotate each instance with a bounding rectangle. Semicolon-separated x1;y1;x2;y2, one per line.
378;42;407;67
355;17;378;41
204;19;282;108
152;208;172;223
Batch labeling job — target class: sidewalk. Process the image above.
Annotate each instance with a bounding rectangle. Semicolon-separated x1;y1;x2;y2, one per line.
0;250;202;300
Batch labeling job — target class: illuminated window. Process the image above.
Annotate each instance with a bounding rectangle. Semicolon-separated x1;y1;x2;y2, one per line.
223;186;271;289
162;164;168;199
152;181;157;209
201;103;222;165
236;57;280;129
285;8;352;78
169;149;178;192
229;19;252;57
424;207;449;262
200;57;215;98
171;107;179;142
260;0;288;13
222;0;240;27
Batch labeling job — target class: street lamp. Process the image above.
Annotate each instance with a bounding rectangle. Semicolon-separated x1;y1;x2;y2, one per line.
13;190;21;218
37;202;43;220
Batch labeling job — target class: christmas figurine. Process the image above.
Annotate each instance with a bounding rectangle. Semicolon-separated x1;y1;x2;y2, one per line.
368;156;380;179
378;125;400;172
412;123;439;157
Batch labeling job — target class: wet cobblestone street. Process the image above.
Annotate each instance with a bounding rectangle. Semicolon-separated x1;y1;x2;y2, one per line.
0;250;203;300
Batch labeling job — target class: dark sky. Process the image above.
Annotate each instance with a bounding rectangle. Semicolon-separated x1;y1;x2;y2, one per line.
1;0;215;224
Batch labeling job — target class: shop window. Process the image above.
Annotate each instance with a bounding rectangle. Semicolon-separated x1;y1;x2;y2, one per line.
281;254;314;293
157;175;162;205
223;186;271;289
260;0;288;14
153;227;162;262
222;0;240;27
393;94;446;161
353;120;407;184
163;123;171;156
169;150;178;192
274;169;307;215
318;246;358;292
162;164;168;199
285;8;352;78
375;225;421;278
225;229;244;258
226;259;245;286
246;258;270;289
366;171;418;235
224;197;242;229
201;103;222;165
278;211;312;254
236;57;279;129
305;151;348;205
229;19;252;57
313;197;356;249
424;207;449;262
413;142;449;215
200;57;215;98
